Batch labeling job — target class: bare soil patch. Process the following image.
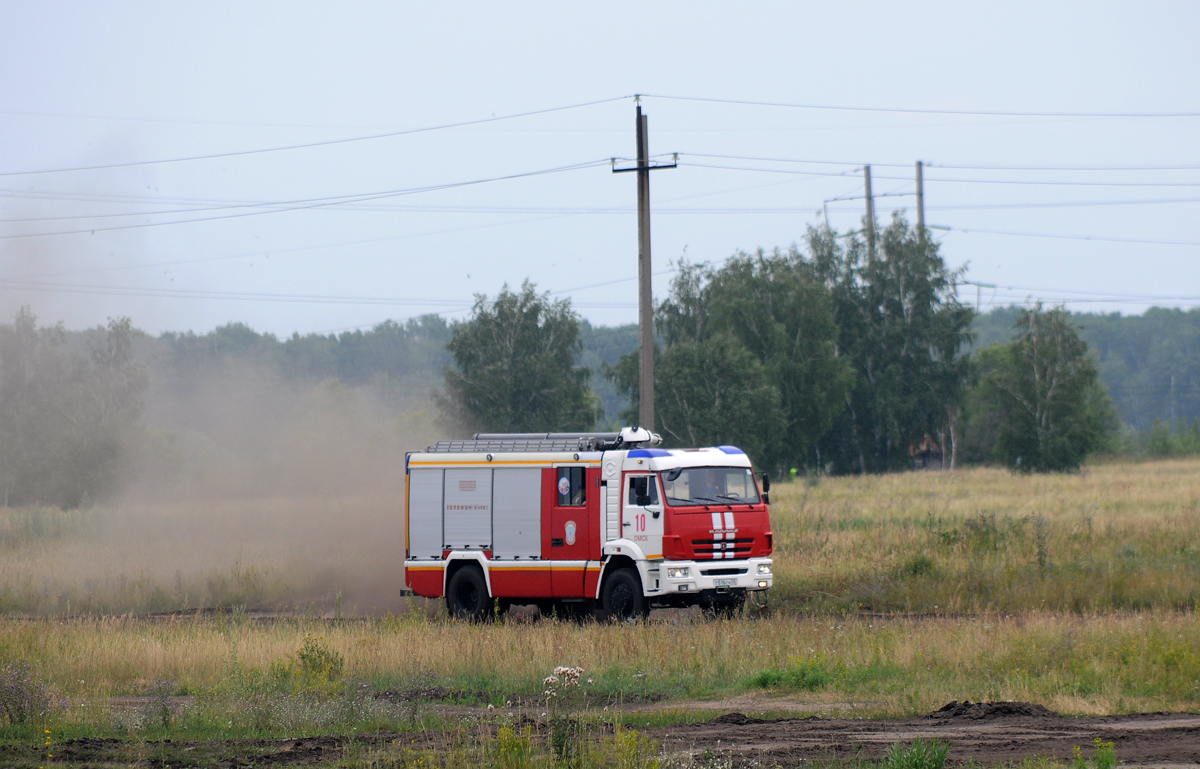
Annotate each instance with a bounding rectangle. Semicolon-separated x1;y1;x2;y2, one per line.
652;701;1200;765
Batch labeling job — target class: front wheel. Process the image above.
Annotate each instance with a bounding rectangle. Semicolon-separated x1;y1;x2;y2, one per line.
446;566;491;622
600;568;647;622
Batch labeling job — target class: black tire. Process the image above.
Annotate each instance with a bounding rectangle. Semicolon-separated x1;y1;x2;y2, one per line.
446;566;491;622
600;568;646;622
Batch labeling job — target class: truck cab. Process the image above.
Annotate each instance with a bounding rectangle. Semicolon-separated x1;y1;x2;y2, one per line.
404;427;773;620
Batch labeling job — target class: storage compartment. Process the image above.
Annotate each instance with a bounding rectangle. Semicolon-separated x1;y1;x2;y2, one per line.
492;467;541;558
443;468;493;549
408;468;444;559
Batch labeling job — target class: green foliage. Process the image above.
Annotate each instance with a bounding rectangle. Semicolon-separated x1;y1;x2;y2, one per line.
612;249;852;473
0;308;148;507
975;305;1200;432
968;305;1117;472
655;334;785;465
1072;738;1117;769
749;655;831;690
440;281;598;433
884;739;949;769
268;635;346;697
809;216;975;474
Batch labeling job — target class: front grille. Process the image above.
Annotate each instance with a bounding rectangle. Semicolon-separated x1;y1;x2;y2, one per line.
700;567;748;576
691;537;754;558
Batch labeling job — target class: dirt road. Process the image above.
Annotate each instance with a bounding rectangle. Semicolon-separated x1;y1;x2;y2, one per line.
653;702;1200;765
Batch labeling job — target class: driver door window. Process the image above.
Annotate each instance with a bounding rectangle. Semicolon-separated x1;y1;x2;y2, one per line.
627;475;659;507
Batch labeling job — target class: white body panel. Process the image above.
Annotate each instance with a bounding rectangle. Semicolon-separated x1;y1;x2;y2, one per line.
408;468;444;559
491;467;542;559
443;468;493;549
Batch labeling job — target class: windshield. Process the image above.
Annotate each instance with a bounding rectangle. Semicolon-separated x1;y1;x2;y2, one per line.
660;466;760;507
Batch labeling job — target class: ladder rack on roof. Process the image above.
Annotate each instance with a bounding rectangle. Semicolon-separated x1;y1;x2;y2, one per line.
423;428;659;454
428;437;603;454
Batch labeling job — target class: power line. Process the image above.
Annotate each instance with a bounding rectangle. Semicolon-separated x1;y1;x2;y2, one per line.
960;279;1200;302
944;226;1200;248
0;159;611;239
680;152;1200;172
0;276;639;309
0;96;630;177
825;196;1200;213
682;161;1200;187
643;93;1200;119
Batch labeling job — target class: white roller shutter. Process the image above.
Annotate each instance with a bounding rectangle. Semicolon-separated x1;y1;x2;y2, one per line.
492;468;542;559
408;469;443;559
443;468;493;549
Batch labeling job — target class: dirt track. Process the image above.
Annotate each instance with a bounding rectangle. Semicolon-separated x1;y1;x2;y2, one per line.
654;702;1200;766
5;702;1199;766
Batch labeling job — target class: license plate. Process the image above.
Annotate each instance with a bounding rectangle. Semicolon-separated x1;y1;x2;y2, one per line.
714;578;737;587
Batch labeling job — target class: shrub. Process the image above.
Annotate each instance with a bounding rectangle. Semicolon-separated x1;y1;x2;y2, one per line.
885;739;950;769
0;660;60;725
749;655;830;691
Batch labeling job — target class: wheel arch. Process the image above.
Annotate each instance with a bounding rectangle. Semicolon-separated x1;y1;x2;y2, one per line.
443;553;492;597
595;554;640;599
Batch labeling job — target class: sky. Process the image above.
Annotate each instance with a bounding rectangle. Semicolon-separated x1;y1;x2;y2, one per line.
0;2;1197;336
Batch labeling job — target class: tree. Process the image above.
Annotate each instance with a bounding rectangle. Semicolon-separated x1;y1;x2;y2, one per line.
0;308;147;507
611;250;852;473
439;281;598;434
971;305;1116;472
810;215;975;473
655;334;785;465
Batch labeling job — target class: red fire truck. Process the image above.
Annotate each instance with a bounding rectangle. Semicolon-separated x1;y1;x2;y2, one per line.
404;427;774;620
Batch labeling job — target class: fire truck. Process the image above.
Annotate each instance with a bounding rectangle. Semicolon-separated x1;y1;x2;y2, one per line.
404;427;774;620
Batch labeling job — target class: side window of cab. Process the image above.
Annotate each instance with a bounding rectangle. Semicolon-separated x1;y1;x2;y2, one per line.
627;475;659;506
556;467;586;506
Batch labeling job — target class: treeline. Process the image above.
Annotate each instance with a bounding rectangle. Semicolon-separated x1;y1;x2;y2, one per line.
974;305;1200;434
0;309;147;507
4;211;1200;506
442;215;1111;475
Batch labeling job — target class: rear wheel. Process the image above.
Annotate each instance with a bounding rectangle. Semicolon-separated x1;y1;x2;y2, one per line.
446;566;491;622
600;568;646;622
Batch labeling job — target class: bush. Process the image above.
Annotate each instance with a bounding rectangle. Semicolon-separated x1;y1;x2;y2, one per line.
0;659;60;725
885;739;950;769
750;655;830;691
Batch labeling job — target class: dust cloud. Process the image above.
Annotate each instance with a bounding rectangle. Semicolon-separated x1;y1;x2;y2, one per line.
0;350;446;617
112;360;446;616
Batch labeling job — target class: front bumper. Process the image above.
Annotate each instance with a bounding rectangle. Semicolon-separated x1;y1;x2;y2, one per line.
659;558;773;595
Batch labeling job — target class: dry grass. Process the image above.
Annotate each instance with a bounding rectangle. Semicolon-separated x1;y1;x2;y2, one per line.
4;457;1200;617
2;459;1200;736
770;458;1200;612
3;609;1200;720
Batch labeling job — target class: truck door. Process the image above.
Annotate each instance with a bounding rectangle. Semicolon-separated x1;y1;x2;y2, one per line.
544;466;595;596
623;472;664;559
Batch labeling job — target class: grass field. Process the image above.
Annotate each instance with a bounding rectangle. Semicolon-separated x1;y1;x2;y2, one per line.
1;458;1199;766
774;458;1200;613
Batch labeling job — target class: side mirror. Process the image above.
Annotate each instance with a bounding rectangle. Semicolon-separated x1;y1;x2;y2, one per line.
636;492;651;507
761;473;770;505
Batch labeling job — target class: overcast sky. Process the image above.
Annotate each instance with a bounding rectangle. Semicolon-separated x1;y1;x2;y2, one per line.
0;2;1197;335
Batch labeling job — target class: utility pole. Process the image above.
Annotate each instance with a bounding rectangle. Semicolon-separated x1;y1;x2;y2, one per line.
863;165;876;259
612;101;675;431
915;160;925;242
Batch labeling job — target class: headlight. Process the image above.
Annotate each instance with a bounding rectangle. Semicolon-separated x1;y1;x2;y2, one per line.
667;567;690;579
757;563;772;574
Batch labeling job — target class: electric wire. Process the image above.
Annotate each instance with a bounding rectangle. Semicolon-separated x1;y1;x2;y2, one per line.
0;96;631;177
0;159;611;239
642;93;1200;119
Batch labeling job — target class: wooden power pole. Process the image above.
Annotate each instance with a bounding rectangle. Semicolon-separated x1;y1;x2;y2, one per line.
863;165;876;259
613;102;674;431
915;160;925;242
